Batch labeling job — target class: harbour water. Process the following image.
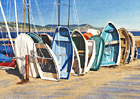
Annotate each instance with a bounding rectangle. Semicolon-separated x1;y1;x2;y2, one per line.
0;31;140;58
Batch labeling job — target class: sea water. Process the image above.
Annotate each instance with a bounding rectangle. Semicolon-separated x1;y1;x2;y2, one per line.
129;31;140;59
0;31;140;59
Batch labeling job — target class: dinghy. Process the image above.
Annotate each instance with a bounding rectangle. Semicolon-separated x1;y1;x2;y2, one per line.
71;41;81;76
133;45;138;61
14;33;39;77
51;26;74;79
86;29;101;35
118;28;130;64
34;43;60;81
85;40;96;73
28;33;43;43
71;29;88;74
128;32;135;62
101;22;121;66
38;33;52;47
83;33;93;40
126;40;132;63
89;36;105;71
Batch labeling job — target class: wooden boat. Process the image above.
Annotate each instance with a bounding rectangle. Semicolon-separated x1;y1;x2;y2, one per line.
71;29;88;74
118;28;130;64
85;40;96;73
89;36;105;71
71;41;81;76
28;33;43;43
101;22;121;66
51;26;74;79
128;32;135;62
83;33;93;40
38;33;52;47
14;33;39;77
133;45;138;61
86;29;101;35
34;43;60;81
126;40;132;63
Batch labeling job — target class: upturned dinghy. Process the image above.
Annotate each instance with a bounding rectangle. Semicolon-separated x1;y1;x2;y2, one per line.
89;36;105;71
128;32;135;62
126;40;132;63
38;33;52;47
133;45;138;61
85;40;96;73
118;28;130;64
28;33;43;43
51;27;74;79
86;29;101;35
14;33;39;77
71;29;88;74
83;33;93;40
71;41;81;76
101;22;121;66
34;43;60;81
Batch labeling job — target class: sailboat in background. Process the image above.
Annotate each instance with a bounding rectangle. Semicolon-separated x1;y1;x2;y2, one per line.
0;1;16;69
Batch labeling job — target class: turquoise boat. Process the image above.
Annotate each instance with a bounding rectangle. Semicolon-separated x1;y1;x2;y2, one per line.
51;26;74;79
101;22;121;66
28;33;43;43
89;36;105;71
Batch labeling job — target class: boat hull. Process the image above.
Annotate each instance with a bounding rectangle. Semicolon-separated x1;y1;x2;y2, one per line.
101;22;121;66
89;36;105;71
118;28;130;64
71;29;88;74
51;26;73;79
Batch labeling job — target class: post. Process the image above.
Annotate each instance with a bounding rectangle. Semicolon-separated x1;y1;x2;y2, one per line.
58;0;60;26
17;55;30;84
24;0;26;34
27;0;30;33
25;55;29;81
68;0;70;28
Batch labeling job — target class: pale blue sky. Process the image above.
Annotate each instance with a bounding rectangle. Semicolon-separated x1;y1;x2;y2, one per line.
0;0;140;30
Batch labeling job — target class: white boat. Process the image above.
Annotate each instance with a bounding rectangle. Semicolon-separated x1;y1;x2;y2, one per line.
71;41;81;76
85;40;96;73
34;43;60;81
14;33;39;77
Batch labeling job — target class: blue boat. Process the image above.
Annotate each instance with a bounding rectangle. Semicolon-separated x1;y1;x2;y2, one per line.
101;22;121;66
51;26;74;79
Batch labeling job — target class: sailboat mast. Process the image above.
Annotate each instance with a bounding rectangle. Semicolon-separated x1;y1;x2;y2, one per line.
24;0;26;34
27;0;30;33
68;0;70;28
58;0;60;26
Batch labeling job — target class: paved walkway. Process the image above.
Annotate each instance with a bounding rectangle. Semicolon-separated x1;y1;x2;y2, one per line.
0;59;140;99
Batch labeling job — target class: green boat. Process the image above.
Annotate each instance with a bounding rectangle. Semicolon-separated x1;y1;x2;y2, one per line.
71;29;88;74
89;36;105;71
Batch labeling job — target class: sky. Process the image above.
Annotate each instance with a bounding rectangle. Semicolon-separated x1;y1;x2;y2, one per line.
0;0;140;30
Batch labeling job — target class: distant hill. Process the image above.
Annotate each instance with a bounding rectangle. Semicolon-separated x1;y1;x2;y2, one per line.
0;21;102;32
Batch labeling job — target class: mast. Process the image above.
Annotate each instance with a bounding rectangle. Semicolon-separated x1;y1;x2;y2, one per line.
27;0;30;33
58;0;60;26
14;0;18;36
0;1;14;52
68;0;70;28
24;0;26;33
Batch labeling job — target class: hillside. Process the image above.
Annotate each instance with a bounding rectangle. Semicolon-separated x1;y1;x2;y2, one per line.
0;21;102;32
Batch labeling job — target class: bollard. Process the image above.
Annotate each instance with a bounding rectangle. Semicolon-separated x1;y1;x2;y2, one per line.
17;55;30;84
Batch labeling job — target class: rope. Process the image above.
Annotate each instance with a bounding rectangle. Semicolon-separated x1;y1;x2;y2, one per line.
34;0;46;32
73;0;79;30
